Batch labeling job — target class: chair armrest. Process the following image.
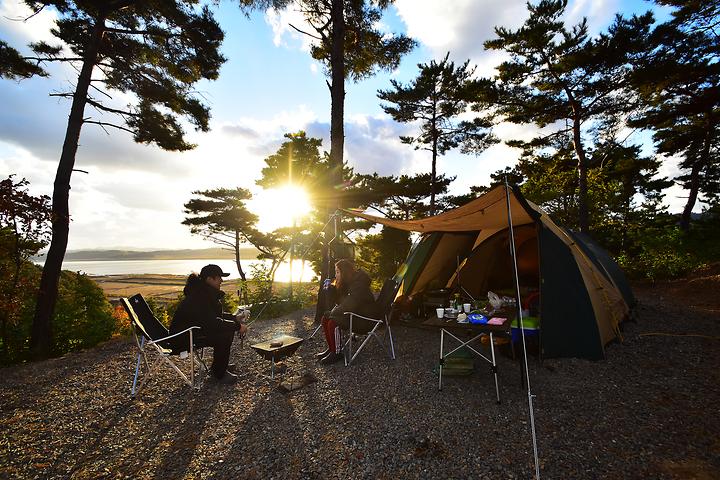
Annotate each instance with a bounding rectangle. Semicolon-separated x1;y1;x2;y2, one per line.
147;326;202;344
344;312;383;323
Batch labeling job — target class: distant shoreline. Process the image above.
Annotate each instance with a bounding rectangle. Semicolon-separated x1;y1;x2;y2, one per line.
32;247;261;262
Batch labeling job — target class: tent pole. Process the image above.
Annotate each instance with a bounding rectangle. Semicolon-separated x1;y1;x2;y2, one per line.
504;178;541;480
455;254;476;303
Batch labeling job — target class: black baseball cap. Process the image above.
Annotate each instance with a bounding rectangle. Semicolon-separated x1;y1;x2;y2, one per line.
200;264;230;279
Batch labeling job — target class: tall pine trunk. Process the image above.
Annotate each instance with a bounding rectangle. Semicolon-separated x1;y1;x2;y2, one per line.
430;133;438;216
679;112;714;232
29;17;105;359
430;97;438;216
325;0;345;271
572;114;590;233
679;161;702;232
234;230;248;304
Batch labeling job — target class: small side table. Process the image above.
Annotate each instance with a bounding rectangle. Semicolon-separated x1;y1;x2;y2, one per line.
250;335;304;379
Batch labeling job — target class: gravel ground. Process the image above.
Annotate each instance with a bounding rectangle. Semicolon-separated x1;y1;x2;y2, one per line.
1;286;719;479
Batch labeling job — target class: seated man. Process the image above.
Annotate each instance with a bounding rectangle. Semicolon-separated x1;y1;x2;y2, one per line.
316;259;376;364
170;264;248;384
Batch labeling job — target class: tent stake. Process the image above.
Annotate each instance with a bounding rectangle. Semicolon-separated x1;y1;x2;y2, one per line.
504;178;541;480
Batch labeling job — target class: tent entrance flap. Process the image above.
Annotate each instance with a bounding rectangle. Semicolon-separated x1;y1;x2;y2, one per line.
448;225;539;301
408;232;478;296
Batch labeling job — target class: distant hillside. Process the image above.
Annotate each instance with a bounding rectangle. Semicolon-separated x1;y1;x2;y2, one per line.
32;247;261;262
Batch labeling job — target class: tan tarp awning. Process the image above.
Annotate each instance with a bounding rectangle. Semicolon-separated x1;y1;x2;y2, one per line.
345;185;535;232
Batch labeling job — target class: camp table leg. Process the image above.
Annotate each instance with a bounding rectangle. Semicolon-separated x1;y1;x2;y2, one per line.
490;332;500;404
439;328;445;391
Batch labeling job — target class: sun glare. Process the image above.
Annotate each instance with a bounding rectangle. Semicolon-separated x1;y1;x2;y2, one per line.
251;185;312;232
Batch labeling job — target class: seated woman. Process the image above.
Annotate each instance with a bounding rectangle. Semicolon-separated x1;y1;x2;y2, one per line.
317;259;376;364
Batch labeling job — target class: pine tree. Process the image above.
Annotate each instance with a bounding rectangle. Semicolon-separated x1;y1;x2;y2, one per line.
255;131;358;282
378;53;496;214
630;2;720;231
0;1;225;359
351;172;454;219
267;0;415;277
182;188;258;302
483;0;653;232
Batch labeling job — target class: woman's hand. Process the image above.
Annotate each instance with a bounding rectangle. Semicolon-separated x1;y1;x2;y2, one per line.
235;309;250;335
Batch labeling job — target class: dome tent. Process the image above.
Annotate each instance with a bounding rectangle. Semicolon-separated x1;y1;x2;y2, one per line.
346;184;632;360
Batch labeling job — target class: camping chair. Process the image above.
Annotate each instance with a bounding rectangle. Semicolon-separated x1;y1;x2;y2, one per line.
342;278;399;366
121;294;208;397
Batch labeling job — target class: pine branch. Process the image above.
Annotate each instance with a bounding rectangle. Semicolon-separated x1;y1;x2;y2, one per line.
2;4;45;22
23;55;84;63
85;98;138;118
88;82;113;100
288;23;322;40
104;26;181;38
84;120;135;135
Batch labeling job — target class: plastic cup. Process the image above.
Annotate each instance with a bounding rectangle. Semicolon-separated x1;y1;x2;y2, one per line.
463;303;471;313
436;308;445;319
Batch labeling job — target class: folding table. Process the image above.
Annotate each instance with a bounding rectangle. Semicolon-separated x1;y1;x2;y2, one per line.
422;314;512;404
250;335;304;379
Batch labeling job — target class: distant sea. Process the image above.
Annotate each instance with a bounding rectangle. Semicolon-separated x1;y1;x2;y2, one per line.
42;258;317;283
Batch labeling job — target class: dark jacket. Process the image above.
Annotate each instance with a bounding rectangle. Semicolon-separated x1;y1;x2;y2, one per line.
169;275;238;348
329;269;376;320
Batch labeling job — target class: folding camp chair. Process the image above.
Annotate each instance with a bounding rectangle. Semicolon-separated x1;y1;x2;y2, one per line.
121;294;208;397
342;278;399;366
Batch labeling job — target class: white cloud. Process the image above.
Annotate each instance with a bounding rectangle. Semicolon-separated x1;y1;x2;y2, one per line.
344;114;418;176
265;5;316;52
394;0;528;63
0;2;58;47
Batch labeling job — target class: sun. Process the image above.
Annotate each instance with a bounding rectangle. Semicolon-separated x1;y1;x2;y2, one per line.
251;184;312;232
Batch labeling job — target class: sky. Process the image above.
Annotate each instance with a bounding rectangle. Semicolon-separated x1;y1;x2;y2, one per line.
0;0;680;251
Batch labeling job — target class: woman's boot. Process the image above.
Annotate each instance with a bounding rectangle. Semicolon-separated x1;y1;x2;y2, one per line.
315;349;330;359
319;351;343;365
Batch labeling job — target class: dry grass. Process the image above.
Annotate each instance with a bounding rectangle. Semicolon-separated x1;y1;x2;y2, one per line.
93;274;296;305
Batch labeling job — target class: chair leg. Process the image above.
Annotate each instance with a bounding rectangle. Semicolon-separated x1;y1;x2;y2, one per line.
132;351;143;396
131;335;146;396
346;323;382;366
386;321;396;360
344;317;353;366
133;350;154;397
194;349;209;373
190;331;195;388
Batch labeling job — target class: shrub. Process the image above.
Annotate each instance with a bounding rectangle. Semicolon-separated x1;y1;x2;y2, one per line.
111;304;132;337
52;271;115;356
0;266;116;365
618;226;703;281
241;263;315;320
0;261;42;364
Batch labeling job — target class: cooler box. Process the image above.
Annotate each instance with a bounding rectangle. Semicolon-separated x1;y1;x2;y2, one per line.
510;316;540;343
